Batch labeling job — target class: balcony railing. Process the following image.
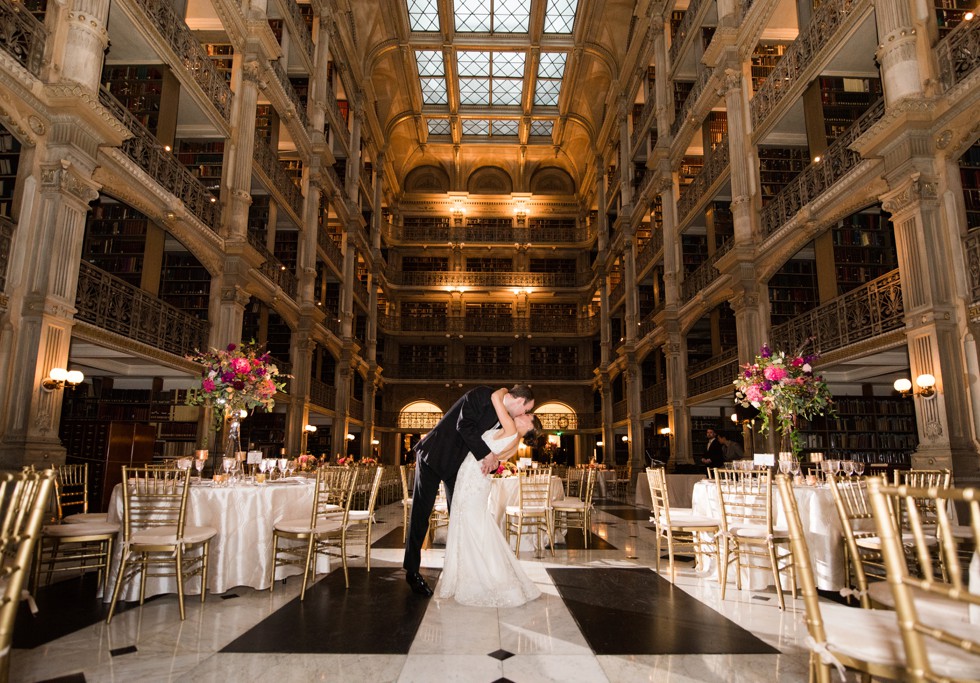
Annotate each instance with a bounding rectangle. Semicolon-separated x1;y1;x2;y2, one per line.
609;278;625;304
937;13;980;92
688;347;739;376
247;231;298;298
0;216;12;294
677;136;730;223
613;399;628;423
253;134;304;219
638;304;663;338
761;98;884;238
640;380;667;411
0;0;45;76
681;238;733;301
132;0;231;120
75;261;210;356
670;67;712;137
668;0;705;67
349;397;364;421
965;229;980;303
529;315;599;335
750;0;862;130
309;377;335;410
353;276;369;304
317;229;343;271
636;226;664;272
688;357;740;398
278;0;314;63
99;88;221;231
630;98;656;151
387;363;595;382
271;59;310;130
378;315;597;336
385;270;592;288
770;269;903;356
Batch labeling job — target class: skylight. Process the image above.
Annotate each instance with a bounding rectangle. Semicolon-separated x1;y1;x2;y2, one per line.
427;119;452;136
460;119;520;137
534;53;567;106
457;51;526;106
455;0;530;33
415;50;448;105
407;0;440;32
529;120;554;137
544;0;579;34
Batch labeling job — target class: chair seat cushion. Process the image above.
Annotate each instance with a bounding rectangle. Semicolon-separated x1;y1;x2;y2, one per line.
275;517;343;535
505;505;549;515
664;511;718;527
348;510;374;522
63;513;109;525
552;498;585;510
856;532;936;550
866;580;972;625
43;521;119;537
730;523;788;540
130;525;217;546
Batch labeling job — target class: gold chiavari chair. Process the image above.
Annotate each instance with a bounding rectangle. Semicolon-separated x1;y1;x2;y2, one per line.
552;466;597;548
505;468;556;558
775;474;907;683
867;478;980;682
1;470;55;683
346;467;384;571
714;467;795;609
105;466;217;623
270;465;357;596
399;465;414;543
826;473;888;608
54;463;107;525
565;467;585;499
612;464;632;501
647;467;720;582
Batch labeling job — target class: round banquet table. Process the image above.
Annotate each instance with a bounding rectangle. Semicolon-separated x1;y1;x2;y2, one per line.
691;479;847;591
104;478;325;601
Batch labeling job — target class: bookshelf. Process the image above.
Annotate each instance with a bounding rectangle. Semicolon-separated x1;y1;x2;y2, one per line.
248;193;271;242
203;43;234;82
934;0;974;38
705;111;727;153
669;10;685;40
464;257;512;272
401;256;448;272
832;206;898;295
465;217;512;230
398;344;447;365
465;302;512;318
750;43;789;93
255;104;275;141
528;217;576;230
797;396;918;464
239;412;287;457
402;301;447;318
820;76;882;145
0;126;21;219
681;232;707;274
175;140;224;193
291;77;309;111
159;250;211;319
530;303;577;318
266;312;293;364
768;256;818;326
464;345;512;365
529;258;576;273
82;199;149;287
530;345;578;365
274;229;299;270
673;81;693;123
678;156;703;190
959;141;980;230
708;201;733;250
267;19;284;44
102;65;165;134
759;147;809;204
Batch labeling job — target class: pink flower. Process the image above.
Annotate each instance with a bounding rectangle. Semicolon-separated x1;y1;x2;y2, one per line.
231;357;251;373
745;384;764;403
227;343;236;352
202;378;215;392
764;366;788;382
791;357;804;367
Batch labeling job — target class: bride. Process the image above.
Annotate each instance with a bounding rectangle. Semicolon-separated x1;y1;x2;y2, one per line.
437;387;543;607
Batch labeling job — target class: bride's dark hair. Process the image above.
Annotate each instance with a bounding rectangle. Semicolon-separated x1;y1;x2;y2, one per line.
521;415;543;446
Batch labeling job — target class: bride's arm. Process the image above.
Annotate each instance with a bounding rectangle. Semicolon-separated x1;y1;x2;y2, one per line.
491;388;517;437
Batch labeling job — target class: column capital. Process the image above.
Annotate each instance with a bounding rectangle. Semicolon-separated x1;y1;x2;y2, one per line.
881;173;939;215
40;160;99;204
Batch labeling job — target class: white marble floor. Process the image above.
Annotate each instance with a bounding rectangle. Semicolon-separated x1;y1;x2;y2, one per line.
10;503;817;683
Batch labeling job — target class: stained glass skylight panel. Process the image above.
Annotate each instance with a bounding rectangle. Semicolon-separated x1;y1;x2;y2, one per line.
407;0;440;32
461;119;491;136
529;120;554;137
455;0;529;33
492;120;519;136
459;119;520;137
415;50;447;104
534;52;566;106
427;119;451;136
457;51;525;107
544;0;579;33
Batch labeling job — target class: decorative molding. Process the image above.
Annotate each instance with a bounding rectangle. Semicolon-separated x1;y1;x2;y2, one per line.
881;174;939;215
40;160;99;203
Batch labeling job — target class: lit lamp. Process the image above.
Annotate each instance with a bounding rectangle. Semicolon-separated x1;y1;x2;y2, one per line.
621;434;629;442
450;201;466;226
731;412;739;423
42;367;84;391
346;433;356;440
304;424;317;433
659;427;671;436
513;201;527;226
894;374;936;399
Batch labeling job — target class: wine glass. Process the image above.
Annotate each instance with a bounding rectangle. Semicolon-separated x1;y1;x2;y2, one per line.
842;460;855;477
853;461;866;476
194;456;206;481
287;459;297;477
828;459;841;477
790;460;801;479
221;457;235;485
277;457;289;479
778;460;792;476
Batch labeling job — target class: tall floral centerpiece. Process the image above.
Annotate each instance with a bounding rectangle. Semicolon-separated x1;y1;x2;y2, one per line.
186;342;288;470
733;343;835;461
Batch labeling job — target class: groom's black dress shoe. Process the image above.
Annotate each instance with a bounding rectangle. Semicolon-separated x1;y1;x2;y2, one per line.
405;571;433;597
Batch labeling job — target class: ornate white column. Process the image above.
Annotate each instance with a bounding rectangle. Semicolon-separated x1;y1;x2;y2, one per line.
664;334;692;464
594;153;608;253
224;61;261;241
58;0;110;91
286;329;315;454
874;0;929;104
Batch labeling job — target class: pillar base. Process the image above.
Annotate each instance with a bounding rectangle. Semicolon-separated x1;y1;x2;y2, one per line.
0;437;67;471
911;445;980;484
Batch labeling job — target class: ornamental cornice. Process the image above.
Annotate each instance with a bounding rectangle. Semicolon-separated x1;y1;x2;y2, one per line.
0;93;38;146
851;97;937;156
42;83;129;139
71;319;202;373
40;160;99;203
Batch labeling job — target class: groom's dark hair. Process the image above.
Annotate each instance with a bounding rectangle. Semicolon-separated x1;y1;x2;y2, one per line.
509;384;534;402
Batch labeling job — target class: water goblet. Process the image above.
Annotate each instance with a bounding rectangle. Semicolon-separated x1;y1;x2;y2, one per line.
277;457;288;479
194;457;206;481
287;459;297;477
790;460;801;478
778;460;792;476
221;457;235;485
853;461;865;476
842;460;855;477
828;459;841;477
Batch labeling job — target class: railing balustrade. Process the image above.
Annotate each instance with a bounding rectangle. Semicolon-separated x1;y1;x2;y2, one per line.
99;88;221;231
613;399;628;423
316;229;343;271
75;261;209;357
688;358;740;398
964;229;980;303
387;363;595;382
278;0;314;63
0;216;13;294
640;381;667;411
668;0;705;67
131;0;232;119
750;0;861;130
937;14;980;92
385;270;591;288
246;231;298;298
630;98;656;151
309;377;335;410
670;67;712;137
352;277;369;304
770;269;903;356
349;398;364;421
761;98;884;238
677;136;729;223
270;59;310;130
636;228;664;271
253;134;304;219
681;238;733;301
0;0;45;76
688;347;739;376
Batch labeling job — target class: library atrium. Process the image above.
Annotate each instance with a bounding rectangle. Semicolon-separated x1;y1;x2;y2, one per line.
1;0;979;681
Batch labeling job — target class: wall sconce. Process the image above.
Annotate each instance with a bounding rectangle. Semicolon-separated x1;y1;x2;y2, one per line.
304;424;317;433
621;434;629;442
42;368;84;391
731;412;739;423
659;427;671;436
513;201;527;226
596;440;604;447
371;438;380;445
346;433;356;440
894;374;937;399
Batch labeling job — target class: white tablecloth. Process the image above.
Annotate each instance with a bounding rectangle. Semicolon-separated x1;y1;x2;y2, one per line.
104;479;322;600
692;479;845;591
567;468;615;497
634;472;707;510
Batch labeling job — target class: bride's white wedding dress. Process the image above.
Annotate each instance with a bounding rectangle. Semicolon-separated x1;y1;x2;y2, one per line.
437;429;541;607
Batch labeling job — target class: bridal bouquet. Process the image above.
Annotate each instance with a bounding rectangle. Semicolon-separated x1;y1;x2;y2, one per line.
733;342;834;458
493;460;518;478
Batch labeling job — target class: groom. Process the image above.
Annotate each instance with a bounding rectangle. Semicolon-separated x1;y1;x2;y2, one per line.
403;384;535;596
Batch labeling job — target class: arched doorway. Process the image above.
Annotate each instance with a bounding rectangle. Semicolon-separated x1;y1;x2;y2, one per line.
397;401;443;464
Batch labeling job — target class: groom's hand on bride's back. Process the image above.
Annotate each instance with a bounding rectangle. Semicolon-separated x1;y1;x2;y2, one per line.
481;454;499;475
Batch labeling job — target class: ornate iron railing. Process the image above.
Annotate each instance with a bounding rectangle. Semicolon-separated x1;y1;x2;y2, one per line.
349;397;364;421
322;312;340;337
386;411;442;430
317;228;343;270
688;347;739;376
688;358;740;398
385;270;591;288
529;316;599;335
964;228;980;303
309;377;335;410
636;226;664;272
677;136;730;223
640;380;667;411
271;59;310;130
761;98;884;238
0;0;45;76
253;134;304;219
131;0;231;119
613;399;628;423
387;363;595;382
0;216;13;294
638;305;662;338
770;269;903;355
609;278;625;304
352;276;369;304
631;98;656;151
671;67;712;137
246;231;298;298
400;223;451;242
607;167;620;195
279;0;314;63
750;0;861;130
737;0;757;21
378;315;596;335
323;161;344;193
937;13;980;92
681;238;733;301
75;261;210;356
99;88;221;230
668;0;705;67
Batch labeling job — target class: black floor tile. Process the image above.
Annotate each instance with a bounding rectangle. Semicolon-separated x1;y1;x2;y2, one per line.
552;528;617;551
372;526;407;548
221;567;437;654
487;648;514;660
548;567;778;656
13;574;135;649
37;674;87;683
109;645;137;657
598;506;650;521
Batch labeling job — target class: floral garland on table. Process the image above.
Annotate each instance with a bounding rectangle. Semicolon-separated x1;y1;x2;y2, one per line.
186;341;289;439
296;454;318;472
733;342;835;459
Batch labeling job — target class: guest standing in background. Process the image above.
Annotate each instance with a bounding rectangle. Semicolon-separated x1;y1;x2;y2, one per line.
700;426;725;470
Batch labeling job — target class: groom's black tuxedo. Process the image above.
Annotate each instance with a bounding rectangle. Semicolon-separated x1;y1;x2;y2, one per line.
404;385;500;574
